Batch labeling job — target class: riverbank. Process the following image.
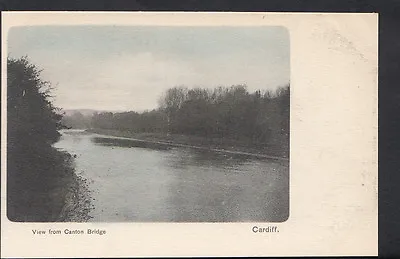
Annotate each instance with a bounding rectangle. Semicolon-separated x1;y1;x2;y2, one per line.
86;128;289;161
7;146;92;222
57;174;93;222
56;152;93;222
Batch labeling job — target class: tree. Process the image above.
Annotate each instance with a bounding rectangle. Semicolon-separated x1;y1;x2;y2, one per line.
7;57;70;221
8;57;62;145
158;86;188;133
89;83;290;157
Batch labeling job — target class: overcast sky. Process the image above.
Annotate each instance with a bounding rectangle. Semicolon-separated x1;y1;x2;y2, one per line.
8;26;289;111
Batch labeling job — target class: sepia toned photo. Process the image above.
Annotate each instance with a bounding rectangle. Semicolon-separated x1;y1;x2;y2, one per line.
7;25;290;223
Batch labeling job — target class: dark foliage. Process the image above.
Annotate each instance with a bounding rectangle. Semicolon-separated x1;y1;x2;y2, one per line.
7;57;73;222
87;84;290;157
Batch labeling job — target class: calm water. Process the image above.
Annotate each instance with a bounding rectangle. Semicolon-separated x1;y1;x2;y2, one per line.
54;129;289;222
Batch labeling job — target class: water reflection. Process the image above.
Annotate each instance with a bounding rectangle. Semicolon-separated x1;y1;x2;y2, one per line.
55;130;289;222
91;136;172;151
165;149;250;170
164;149;289;222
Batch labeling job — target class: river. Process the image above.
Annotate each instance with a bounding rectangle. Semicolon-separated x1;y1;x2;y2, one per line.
54;129;289;222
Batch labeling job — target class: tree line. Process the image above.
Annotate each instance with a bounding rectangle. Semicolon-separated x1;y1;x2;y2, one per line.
66;84;289;156
158;85;289;147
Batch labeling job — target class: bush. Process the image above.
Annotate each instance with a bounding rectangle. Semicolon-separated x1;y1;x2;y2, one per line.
7;57;71;222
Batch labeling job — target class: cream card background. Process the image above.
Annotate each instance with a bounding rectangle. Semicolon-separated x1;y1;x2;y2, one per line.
1;12;378;257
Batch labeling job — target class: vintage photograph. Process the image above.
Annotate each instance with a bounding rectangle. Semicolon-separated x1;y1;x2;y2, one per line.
2;12;379;258
7;25;290;222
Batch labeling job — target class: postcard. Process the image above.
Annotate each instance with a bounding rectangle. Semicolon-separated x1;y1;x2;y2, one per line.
1;12;378;257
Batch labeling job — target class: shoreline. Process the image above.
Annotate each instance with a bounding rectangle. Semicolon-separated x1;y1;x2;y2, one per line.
86;128;289;162
56;152;93;222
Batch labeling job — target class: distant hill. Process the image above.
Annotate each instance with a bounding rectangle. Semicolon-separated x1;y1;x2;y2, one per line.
63;109;99;117
62;109;130;116
61;109;134;129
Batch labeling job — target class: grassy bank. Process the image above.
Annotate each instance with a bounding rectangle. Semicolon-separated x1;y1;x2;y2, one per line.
87;128;289;160
7;145;92;222
8;146;68;221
